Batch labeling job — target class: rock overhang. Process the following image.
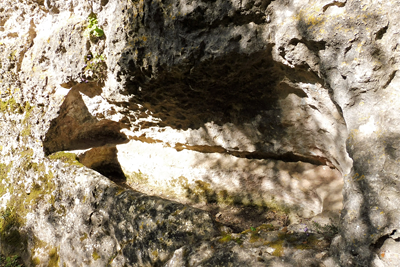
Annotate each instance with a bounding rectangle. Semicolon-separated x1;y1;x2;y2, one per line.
6;0;400;265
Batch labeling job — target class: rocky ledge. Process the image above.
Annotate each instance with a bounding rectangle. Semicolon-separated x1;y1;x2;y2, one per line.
1;0;400;266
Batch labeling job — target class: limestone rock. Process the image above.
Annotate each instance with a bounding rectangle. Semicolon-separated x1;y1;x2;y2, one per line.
1;0;400;266
164;224;336;267
113;140;343;218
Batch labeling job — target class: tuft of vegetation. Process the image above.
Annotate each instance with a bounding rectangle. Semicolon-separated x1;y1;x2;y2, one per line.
80;53;107;84
0;254;23;267
48;151;83;167
84;13;104;38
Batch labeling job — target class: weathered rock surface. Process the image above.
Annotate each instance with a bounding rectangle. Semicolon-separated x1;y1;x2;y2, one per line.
114;140;343;218
1;0;400;266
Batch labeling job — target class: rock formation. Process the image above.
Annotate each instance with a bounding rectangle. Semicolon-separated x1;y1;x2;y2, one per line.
0;0;399;266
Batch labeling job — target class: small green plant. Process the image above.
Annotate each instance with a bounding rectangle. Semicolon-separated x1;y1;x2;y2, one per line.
0;254;23;267
84;13;104;38
80;53;107;84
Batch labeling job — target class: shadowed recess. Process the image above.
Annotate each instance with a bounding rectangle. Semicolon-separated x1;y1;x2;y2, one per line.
78;146;127;185
120;46;324;131
43;82;129;154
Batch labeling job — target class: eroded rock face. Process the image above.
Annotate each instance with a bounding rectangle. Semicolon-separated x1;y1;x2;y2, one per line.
1;0;399;266
39;0;350;219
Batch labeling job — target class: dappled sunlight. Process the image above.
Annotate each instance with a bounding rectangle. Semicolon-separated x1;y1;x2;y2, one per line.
31;1;353;263
289;0;400;265
114;138;343;221
2;0;400;265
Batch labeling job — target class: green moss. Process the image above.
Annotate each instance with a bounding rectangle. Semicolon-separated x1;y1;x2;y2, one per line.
31;257;40;265
0;97;43;260
127;171;149;184
0;96;33;116
48;152;84;167
0;100;8;112
264;198;291;215
170;176;189;188
31;162;46;174
25;178;55;205
217;233;243;245
0;163;12;196
0;165;22;253
0;97;20;113
20;149;35;171
48;247;59;267
30;238;59;267
218;234;232;243
21;125;31;137
18;154;56;205
216;190;244;206
268;239;285;257
181;179;218;204
92;250;101;261
80;233;88;242
0;98;31;139
254;231;326;257
235;237;243;245
192;180;217;203
0;153;57;258
22;101;33;124
249;231;260;243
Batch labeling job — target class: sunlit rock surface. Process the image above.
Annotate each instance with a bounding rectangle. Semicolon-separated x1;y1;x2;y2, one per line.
1;0;400;266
